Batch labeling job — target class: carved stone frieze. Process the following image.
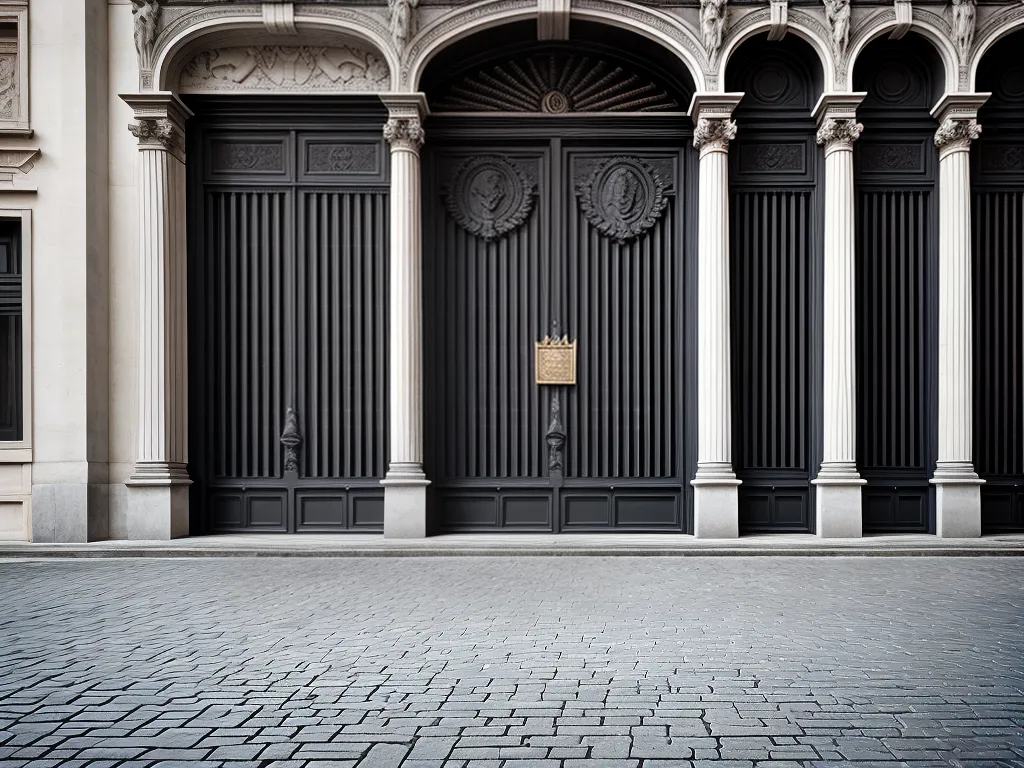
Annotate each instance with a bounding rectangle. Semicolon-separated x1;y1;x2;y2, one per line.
934;117;981;152
0;52;17;122
132;0;161;89
383;116;425;152
980;144;1024;172
741;144;804;172
576;156;669;244
693;117;737;153
129;117;180;152
178;45;390;93
859;143;921;171
816;118;864;149
308;144;379;174
212;142;285;173
445;155;535;241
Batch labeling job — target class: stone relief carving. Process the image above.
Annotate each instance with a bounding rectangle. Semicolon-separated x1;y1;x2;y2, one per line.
816;118;864;149
742;144;804;172
129;117;179;152
383;115;425;152
307;144;379;174
693;117;737;153
179;46;390;93
700;0;727;63
212;142;285;173
444;155;536;241
980;145;1024;172
576;157;669;244
950;0;976;64
934;117;981;151
859;143;921;171
823;0;851;67
0;53;17;122
389;0;420;52
132;0;161;87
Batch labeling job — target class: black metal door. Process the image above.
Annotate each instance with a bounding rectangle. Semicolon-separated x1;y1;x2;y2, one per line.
187;98;389;533
973;34;1024;532
853;38;940;533
424;124;691;532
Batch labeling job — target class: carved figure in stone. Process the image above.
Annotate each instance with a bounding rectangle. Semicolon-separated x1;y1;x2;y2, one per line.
700;0;728;61
950;0;976;62
389;0;420;52
445;155;535;241
822;0;851;64
577;157;668;243
131;0;161;68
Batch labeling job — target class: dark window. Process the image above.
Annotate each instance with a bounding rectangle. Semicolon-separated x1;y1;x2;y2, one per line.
0;220;22;442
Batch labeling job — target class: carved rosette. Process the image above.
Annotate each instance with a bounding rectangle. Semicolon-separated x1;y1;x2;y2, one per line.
693;117;738;153
577;157;668;244
445;155;535;241
129;118;181;152
816;118;864;150
383;116;425;152
934;118;981;153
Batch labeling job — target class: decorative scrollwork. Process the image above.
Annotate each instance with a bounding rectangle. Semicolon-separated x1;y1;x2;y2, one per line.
577;157;669;244
280;407;302;474
444;155;535;241
934;118;982;152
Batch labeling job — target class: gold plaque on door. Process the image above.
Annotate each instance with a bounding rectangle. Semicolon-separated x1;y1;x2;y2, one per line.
535;335;576;385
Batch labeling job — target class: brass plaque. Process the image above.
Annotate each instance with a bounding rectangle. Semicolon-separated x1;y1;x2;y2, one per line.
535;336;577;385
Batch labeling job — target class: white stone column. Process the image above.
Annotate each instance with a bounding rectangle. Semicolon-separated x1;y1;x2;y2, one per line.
381;94;430;538
121;93;193;540
812;93;867;538
689;94;743;538
929;93;989;538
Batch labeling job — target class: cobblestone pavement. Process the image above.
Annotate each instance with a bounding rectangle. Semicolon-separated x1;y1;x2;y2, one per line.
1;557;1022;768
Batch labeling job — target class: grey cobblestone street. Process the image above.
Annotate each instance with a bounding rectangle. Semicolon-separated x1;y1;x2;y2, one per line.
1;556;1022;768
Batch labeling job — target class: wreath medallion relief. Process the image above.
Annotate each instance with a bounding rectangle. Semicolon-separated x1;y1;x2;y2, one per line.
444;155;536;241
577;157;669;243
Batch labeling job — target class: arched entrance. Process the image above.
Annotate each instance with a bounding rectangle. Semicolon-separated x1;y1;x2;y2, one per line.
421;22;696;532
853;35;943;532
181;39;394;533
973;31;1024;533
725;35;825;533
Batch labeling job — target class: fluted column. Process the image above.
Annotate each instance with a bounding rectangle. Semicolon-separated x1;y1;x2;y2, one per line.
812;93;867;538
929;93;989;537
689;94;743;538
121;93;193;540
381;94;430;538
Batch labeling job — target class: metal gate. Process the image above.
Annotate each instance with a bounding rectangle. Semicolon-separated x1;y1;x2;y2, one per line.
424;120;692;532
187;99;389;533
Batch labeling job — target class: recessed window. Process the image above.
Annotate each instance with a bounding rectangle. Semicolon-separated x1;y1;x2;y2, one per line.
0;220;22;441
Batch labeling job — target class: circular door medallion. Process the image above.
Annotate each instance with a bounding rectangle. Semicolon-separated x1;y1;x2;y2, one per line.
445;155;535;241
577;156;668;243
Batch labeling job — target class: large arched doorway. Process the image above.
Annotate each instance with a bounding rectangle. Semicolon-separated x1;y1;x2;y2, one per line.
725;35;825;533
421;22;696;532
183;39;394;533
853;35;943;533
973;31;1024;533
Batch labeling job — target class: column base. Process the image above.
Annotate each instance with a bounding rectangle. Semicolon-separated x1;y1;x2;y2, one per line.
930;467;984;538
812;474;866;538
691;469;741;538
124;482;190;540
382;468;430;538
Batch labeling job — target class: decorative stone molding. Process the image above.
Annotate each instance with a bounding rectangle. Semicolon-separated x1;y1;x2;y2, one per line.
445;155;535;241
891;0;913;39
949;0;976;65
178;45;390;94
816;118;864;150
693;117;737;153
0;0;28;135
767;0;788;41
390;0;420;52
822;0;851;72
577;156;669;244
538;0;570;40
933;117;980;152
383;116;425;152
261;2;297;36
0;146;38;192
132;0;161;90
129;118;180;153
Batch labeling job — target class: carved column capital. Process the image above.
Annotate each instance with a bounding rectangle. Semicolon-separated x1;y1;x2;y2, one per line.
693;117;737;153
816;118;863;150
383;116;425;152
933;117;981;153
129;117;180;151
121;93;192;161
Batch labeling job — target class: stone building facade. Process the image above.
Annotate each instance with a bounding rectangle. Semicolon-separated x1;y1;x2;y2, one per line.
1;0;1022;541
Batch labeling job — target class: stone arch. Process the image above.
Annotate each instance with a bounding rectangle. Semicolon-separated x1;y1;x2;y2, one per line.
846;9;957;94
968;4;1024;91
151;7;398;94
717;8;834;93
405;0;707;94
